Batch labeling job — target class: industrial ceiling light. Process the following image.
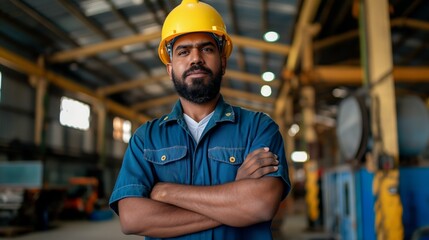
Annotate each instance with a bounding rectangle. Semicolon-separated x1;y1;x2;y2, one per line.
260;85;272;97
291;151;308;162
262;71;275;82
264;31;279;42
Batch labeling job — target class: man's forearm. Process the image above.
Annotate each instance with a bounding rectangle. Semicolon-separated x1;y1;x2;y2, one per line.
118;197;221;238
151;177;284;227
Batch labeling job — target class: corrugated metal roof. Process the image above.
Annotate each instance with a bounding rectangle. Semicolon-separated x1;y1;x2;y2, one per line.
0;0;428;124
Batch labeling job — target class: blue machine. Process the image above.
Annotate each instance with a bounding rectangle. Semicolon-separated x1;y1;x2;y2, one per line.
323;166;358;240
400;167;429;240
323;167;429;240
354;168;376;240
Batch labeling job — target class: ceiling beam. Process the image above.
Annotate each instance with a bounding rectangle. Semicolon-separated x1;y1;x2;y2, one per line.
225;98;274;115
132;94;178;110
221;87;275;104
97;75;169;96
96;69;280;96
131;87;276;112
48;33;289;63
0;46;150;123
313;17;429;52
310;66;429;84
391;17;429;32
49;31;161;63
231;35;290;55
313;29;359;51
225;70;280;87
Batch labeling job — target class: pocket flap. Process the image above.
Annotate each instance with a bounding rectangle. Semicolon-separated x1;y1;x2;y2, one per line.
144;146;187;165
208;147;244;165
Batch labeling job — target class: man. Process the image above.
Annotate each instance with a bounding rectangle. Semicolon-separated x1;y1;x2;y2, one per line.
109;0;291;239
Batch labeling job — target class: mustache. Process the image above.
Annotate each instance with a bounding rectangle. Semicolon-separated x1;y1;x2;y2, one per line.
183;65;213;77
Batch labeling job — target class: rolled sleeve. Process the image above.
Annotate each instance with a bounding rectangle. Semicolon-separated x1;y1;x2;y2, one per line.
251;114;291;199
109;184;151;215
109;128;155;215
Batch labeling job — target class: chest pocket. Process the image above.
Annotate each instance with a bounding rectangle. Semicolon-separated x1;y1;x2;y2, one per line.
208;147;245;184
144;146;189;183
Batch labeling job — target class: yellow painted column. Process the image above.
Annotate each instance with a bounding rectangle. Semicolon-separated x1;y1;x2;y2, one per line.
359;0;403;239
304;160;319;221
301;86;320;223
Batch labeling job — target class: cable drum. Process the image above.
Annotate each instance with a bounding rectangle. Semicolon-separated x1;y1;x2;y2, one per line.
336;95;370;162
336;94;429;162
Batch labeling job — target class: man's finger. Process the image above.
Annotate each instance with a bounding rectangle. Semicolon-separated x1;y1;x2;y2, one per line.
240;148;270;170
244;147;269;161
250;166;279;179
242;154;278;177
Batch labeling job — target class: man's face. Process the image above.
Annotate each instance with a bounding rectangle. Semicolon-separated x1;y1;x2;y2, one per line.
167;33;226;104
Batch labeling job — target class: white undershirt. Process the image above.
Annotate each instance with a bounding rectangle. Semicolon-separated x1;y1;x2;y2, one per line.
183;111;214;142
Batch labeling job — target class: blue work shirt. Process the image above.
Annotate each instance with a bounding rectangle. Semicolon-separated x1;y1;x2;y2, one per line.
110;96;291;240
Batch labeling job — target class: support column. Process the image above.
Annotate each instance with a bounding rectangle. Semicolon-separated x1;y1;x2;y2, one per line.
284;87;294;161
96;103;107;167
301;86;319;225
33;57;48;147
359;0;403;239
301;23;321;226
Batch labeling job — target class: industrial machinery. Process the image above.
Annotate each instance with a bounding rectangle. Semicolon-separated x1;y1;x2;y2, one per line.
323;94;429;240
0;161;65;235
336;94;429;162
61;177;99;219
60;176;113;221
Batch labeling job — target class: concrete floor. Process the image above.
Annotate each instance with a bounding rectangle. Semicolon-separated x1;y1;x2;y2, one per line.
0;216;141;240
1;200;335;240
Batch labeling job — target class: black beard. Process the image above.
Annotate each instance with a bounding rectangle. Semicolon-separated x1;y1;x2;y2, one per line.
172;64;222;104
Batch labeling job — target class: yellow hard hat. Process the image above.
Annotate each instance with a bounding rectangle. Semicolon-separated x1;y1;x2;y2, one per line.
158;0;233;65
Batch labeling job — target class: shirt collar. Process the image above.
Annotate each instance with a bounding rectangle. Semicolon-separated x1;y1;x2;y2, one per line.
159;95;236;126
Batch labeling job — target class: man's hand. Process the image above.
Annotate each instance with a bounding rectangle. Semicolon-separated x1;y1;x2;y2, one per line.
147;147;284;228
235;147;279;181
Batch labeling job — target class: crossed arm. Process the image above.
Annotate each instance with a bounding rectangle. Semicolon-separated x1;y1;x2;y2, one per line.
118;147;284;238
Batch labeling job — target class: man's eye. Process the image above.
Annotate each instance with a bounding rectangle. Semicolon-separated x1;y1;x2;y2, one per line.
177;50;189;56
202;47;214;53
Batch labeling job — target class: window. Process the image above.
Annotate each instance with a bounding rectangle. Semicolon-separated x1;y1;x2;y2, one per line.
113;117;131;143
59;97;90;130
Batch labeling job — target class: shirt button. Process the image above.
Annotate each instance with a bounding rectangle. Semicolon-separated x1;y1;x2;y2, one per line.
161;155;167;161
225;112;231;117
229;156;236;163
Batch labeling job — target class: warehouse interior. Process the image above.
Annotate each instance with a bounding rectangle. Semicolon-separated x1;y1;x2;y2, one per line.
0;0;429;239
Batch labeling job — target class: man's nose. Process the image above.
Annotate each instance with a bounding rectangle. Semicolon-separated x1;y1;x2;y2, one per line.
190;48;204;65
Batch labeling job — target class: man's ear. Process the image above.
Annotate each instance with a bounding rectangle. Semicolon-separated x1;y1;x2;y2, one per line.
166;63;173;79
221;56;227;75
